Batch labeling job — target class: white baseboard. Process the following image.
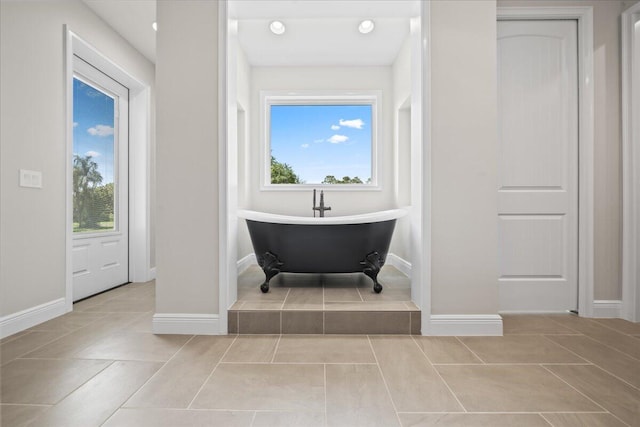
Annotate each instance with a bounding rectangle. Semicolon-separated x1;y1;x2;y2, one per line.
592;300;622;318
152;313;220;335
237;253;257;274
0;298;67;339
386;253;412;278
428;314;503;336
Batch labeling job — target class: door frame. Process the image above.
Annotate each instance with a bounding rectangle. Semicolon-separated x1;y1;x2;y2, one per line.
217;1;432;334
622;2;640;322
497;6;595;317
64;27;153;310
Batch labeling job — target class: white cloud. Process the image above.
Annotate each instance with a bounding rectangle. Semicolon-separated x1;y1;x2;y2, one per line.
339;118;365;129
87;124;114;137
85;150;101;158
327;134;349;144
313;139;324;143
301;143;310;148
331;124;340;130
73;122;79;128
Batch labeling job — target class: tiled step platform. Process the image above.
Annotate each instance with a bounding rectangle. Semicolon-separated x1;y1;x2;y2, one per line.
229;265;420;334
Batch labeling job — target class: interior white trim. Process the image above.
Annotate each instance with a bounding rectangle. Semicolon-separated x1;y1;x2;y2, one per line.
65;27;152;310
497;6;595;318
427;314;503;336
237;253;257;274
621;3;640;323
0;298;66;339
152;313;220;335
592;300;622;319
415;3;431;335
218;1;231;335
386;253;412;278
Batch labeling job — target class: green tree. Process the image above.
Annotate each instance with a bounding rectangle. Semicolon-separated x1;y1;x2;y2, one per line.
73;154;103;229
322;175;365;184
271;155;302;184
93;182;114;223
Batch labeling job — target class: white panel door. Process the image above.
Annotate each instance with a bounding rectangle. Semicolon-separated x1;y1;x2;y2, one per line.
72;56;129;301
497;20;578;312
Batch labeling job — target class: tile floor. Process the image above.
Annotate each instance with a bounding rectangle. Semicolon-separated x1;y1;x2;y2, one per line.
1;279;640;426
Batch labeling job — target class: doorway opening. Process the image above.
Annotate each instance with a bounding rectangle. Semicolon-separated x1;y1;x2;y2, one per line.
65;28;152;310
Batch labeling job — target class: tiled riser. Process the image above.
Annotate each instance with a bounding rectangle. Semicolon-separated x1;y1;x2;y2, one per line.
228;310;421;334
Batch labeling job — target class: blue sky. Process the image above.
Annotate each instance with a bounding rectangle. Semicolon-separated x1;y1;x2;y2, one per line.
73;78;115;184
270;104;372;183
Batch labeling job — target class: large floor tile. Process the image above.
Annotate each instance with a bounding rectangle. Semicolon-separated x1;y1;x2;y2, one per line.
282;287;323;310
370;336;463;412
28;361;162;427
324;311;411;334
252;411;325;427
0;330;31;345
359;288;411;302
325;364;400;427
435;365;601;412
399;413;550;427
237;286;288;302
593;318;640;335
0;330;69;365
545;364;640;426
125;336;235;409
502;315;578;335
103;408;254;427
546;334;640;388
0;358;111;404
323;287;362;302
0;404;50;427
190;363;324;411
73;332;190;362
542;412;627;427
27;311;106;332
412;336;482;364
222;335;278;363
24;312;148;359
273;335;375;363
459;335;586;363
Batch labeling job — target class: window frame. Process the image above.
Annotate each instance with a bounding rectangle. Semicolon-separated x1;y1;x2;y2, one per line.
260;90;382;191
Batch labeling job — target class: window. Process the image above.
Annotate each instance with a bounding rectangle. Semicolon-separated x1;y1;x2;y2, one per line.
262;92;380;189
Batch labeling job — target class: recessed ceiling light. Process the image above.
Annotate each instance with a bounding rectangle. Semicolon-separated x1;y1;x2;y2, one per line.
152;22;157;32
358;19;375;34
270;20;286;35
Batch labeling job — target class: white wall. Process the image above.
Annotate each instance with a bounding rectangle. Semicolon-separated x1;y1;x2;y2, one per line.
236;41;253;260
0;0;154;318
245;66;396;217
390;36;412;262
155;0;219;314
430;0;500;315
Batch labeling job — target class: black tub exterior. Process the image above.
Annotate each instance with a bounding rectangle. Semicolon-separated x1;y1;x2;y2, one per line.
245;219;397;293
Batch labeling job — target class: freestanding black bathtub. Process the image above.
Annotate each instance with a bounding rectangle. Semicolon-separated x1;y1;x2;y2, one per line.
237;209;407;293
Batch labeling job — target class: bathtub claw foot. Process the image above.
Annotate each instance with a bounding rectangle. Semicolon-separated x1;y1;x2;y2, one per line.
361;251;385;293
257;251;283;293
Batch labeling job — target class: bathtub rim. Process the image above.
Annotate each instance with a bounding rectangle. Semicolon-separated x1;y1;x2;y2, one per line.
237;207;408;225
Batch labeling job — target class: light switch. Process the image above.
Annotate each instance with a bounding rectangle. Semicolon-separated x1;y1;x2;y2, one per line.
19;169;42;188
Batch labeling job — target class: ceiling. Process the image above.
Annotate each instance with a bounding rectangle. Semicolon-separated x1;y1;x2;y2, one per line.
80;0;420;67
81;0;156;63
